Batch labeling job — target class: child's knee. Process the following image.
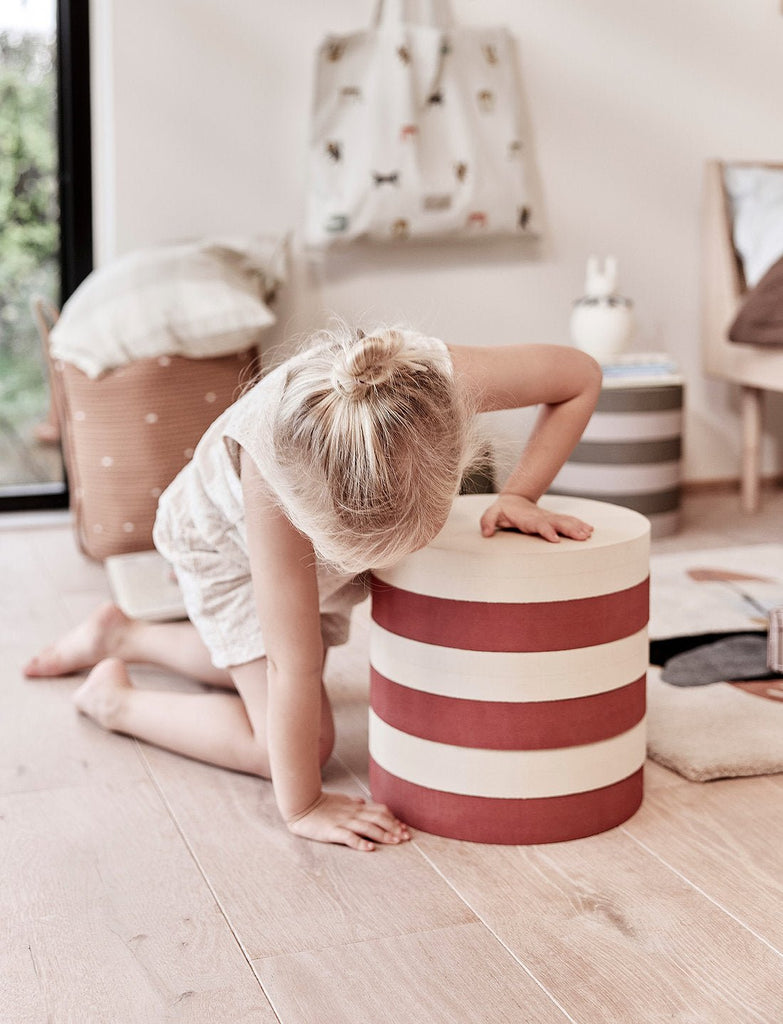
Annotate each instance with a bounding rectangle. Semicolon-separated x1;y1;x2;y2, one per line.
243;742;272;779
317;733;333;765
318;726;335;767
319;688;335;767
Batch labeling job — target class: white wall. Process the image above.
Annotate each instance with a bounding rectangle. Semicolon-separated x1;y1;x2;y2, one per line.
90;0;783;484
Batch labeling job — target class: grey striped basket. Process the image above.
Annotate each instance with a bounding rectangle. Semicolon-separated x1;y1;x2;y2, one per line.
550;381;684;538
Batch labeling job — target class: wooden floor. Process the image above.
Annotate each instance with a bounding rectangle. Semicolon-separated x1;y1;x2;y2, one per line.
4;488;783;1023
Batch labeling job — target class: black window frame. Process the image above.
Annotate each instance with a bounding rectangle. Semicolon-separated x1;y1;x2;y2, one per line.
0;0;92;512
58;0;93;303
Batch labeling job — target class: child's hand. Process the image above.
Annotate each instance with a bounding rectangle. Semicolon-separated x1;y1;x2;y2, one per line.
480;494;594;543
286;792;411;851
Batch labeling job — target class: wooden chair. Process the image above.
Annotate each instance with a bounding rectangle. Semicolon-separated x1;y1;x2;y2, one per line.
701;160;783;512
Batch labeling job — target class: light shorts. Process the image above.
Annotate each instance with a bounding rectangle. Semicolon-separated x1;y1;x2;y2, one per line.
152;506;369;671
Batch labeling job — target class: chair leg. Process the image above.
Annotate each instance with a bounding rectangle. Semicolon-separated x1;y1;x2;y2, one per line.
740;385;763;513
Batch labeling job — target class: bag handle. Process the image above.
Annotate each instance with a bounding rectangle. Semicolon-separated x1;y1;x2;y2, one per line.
373;0;455;29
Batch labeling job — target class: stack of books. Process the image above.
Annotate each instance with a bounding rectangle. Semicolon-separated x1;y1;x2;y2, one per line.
599;352;682;387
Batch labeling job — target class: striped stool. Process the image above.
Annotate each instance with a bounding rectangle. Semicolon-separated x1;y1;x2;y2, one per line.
550;381;684;538
369;494;649;845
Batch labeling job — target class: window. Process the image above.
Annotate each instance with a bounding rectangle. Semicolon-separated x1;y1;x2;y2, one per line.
0;0;92;511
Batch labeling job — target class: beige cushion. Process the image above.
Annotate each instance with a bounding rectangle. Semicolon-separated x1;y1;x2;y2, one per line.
49;238;282;377
729;255;783;345
54;350;258;561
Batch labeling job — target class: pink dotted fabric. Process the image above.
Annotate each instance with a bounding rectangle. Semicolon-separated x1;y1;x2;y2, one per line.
55;349;258;561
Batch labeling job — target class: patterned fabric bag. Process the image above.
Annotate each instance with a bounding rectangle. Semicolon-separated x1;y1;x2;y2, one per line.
304;0;536;246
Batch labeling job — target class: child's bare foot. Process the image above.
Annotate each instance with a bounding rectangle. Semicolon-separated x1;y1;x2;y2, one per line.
73;658;132;730
24;602;130;678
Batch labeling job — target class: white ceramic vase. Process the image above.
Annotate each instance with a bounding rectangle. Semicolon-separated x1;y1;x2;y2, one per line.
570;256;634;361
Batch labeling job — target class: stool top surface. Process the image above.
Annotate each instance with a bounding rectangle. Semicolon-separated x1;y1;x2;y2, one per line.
372;494;650;602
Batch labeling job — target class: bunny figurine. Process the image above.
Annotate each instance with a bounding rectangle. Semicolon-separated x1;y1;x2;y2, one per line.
570;256;634;361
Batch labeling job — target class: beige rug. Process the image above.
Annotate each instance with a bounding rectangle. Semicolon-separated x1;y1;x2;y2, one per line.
648;544;783;781
649;543;783;641
646;666;783;781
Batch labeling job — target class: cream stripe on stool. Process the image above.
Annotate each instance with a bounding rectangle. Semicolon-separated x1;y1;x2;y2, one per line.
374;494;648;603
369;623;649;702
368;493;650;845
581;408;683;443
552;461;681;495
370;714;647;799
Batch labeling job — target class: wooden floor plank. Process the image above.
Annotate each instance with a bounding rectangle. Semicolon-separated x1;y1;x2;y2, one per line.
140;744;477;960
24;523;108;594
2;645;150;797
415;829;783;1024
6;489;783;1022
325;601;373;789
2;779;276;1024
623;774;783;952
254;921;572;1024
3;525;115;794
643;758;692;792
2;531;75;645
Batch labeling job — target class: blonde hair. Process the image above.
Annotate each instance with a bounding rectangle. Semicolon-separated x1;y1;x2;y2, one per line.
268;323;482;573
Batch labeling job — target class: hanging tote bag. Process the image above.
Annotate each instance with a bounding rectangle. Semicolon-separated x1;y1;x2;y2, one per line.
304;0;536;246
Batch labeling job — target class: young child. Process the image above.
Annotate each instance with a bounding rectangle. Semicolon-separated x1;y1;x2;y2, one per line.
25;325;602;852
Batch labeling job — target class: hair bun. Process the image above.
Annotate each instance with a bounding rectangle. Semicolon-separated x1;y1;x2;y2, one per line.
331;330;405;399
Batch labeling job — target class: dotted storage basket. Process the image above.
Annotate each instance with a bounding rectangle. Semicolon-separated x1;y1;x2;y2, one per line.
55;350;257;561
550;382;684;538
369;493;650;845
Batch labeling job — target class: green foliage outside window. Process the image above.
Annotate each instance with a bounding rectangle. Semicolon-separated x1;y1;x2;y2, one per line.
0;29;59;427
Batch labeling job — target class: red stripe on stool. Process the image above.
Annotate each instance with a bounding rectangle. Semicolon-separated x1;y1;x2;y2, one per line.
370;670;646;750
370;577;649;652
369;760;644;844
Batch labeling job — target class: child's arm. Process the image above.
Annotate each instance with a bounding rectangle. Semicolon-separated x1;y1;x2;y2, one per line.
240;451;408;851
449;344;603;542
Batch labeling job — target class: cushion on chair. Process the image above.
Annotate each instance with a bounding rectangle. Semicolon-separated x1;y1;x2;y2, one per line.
723;165;783;288
729;255;783;345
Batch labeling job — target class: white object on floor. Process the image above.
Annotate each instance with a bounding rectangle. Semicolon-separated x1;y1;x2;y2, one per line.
105;550;187;622
768;607;783;672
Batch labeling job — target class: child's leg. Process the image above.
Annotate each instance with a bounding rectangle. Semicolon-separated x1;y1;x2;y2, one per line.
73;655;335;775
24;602;232;687
231;657;336;769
